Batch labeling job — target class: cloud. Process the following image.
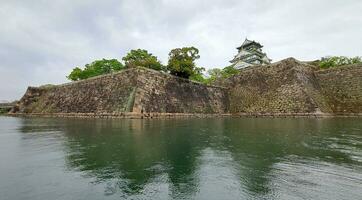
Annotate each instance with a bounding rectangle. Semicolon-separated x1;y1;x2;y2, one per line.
0;0;361;100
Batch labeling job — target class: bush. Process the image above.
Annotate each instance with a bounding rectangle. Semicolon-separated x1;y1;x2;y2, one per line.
319;56;362;69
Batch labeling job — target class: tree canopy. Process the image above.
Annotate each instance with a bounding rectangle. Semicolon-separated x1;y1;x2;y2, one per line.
66;47;241;83
122;49;163;71
189;66;206;82
166;47;201;79
67;59;124;81
202;65;239;84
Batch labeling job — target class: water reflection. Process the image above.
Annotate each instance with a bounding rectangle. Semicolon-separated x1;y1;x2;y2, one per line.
59;119;203;198
16;117;362;199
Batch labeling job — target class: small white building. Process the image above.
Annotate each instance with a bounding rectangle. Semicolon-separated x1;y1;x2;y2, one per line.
230;38;271;69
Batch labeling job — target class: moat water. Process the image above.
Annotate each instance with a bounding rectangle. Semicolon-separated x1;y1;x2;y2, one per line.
0;116;361;200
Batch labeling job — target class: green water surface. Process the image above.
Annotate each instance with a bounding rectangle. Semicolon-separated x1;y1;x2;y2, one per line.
0;116;361;200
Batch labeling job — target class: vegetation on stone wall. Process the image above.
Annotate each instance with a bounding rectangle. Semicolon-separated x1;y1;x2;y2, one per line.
319;56;362;69
189;66;206;82
188;65;240;85
66;47;240;83
67;59;124;81
122;49;163;71
203;66;239;84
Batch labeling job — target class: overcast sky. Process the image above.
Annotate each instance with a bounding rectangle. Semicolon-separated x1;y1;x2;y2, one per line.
1;0;362;100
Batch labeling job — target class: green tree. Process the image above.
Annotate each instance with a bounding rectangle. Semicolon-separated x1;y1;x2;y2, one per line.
122;49;163;71
166;47;201;79
67;67;85;81
221;65;239;78
67;59;124;81
203;68;222;84
203;65;240;84
189;66;206;83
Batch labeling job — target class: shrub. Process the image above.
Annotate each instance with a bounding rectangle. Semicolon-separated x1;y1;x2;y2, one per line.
319;56;362;69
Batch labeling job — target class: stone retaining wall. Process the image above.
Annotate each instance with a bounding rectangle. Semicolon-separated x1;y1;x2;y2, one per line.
132;68;228;113
13;69;138;113
12;68;228;114
10;58;362;117
316;65;362;113
8;112;361;119
226;58;325;113
225;58;361;114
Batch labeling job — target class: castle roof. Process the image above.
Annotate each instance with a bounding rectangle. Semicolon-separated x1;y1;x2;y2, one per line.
237;38;263;50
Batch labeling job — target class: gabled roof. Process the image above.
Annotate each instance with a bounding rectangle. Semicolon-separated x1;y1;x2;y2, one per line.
237;38;263;50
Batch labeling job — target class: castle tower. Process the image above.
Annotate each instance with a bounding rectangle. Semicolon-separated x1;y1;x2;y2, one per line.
230;38;271;69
